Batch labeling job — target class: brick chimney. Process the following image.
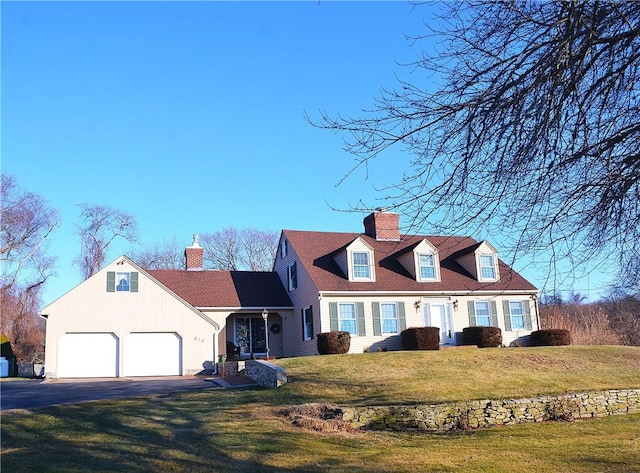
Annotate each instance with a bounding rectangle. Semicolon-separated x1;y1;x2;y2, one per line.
185;234;204;270
363;209;400;241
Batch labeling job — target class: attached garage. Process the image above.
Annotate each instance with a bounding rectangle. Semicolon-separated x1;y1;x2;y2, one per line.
42;256;220;379
58;333;119;378
123;332;182;377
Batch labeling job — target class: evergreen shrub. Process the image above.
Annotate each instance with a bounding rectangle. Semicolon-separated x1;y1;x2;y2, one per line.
317;331;351;355
401;327;440;350
462;326;502;348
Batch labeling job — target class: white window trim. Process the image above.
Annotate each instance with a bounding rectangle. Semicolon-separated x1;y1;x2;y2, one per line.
479;253;498;281
303;306;313;341
417;252;439;282
380;302;399;334
116;272;130;292
348;249;375;281
338;302;357;334
508;300;526;330
475;301;491;326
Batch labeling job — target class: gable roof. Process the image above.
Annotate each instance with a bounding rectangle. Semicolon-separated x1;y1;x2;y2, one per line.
149;270;293;308
282;230;537;294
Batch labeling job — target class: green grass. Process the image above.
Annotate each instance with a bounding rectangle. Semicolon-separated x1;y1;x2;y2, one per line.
275;346;640;405
2;346;639;472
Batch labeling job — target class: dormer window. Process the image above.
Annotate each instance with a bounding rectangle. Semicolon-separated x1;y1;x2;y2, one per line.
336;237;376;282
480;254;497;280
398;239;441;282
352;252;371;279
418;253;436;280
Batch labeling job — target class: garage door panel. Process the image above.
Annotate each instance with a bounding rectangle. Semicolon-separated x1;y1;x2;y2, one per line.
123;333;181;377
58;333;118;378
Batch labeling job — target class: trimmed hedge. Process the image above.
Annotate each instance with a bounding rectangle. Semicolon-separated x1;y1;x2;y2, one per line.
401;327;440;350
317;331;351;355
462;326;502;348
530;329;572;346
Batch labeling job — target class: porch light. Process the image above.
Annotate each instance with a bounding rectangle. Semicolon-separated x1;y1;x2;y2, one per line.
262;309;270;358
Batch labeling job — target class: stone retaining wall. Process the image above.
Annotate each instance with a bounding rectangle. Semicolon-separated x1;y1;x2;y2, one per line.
341;389;640;431
217;360;246;377
245;360;287;388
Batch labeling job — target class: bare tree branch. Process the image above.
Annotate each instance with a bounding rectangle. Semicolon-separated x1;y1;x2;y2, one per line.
75;204;137;279
0;175;57;362
313;0;640;292
200;228;278;272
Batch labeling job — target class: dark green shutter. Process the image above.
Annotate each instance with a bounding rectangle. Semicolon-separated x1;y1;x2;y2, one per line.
503;300;512;331
107;272;115;292
372;302;381;336
130;272;139;292
490;301;498;327
301;308;306;341
467;301;477;326
356;302;365;336
523;300;532;330
329;302;338;332
397;302;406;332
309;306;314;339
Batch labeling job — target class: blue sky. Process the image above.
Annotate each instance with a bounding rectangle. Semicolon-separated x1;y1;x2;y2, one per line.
2;1;610;304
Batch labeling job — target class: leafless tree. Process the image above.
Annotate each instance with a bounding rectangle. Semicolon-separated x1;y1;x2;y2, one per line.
130;237;184;270
1;175;58;362
314;1;640;292
200;228;279;271
75;204;137;279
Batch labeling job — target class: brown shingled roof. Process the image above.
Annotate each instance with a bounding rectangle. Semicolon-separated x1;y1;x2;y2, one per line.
148;270;292;308
282;230;537;293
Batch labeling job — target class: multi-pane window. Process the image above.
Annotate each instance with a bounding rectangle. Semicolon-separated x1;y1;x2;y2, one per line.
107;271;138;293
302;306;313;341
352;252;371;279
475;301;491;326
287;262;297;291
480;254;496;279
280;239;288;258
339;303;357;334
116;272;130;292
380;303;398;334
419;253;436;280
509;301;525;329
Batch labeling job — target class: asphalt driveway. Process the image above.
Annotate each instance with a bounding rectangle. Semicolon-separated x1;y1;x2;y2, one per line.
0;376;251;411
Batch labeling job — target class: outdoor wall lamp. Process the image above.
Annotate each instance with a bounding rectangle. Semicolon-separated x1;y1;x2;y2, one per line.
414;300;421;311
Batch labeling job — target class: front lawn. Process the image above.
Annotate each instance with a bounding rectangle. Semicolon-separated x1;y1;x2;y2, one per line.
2;346;639;472
275;345;640;405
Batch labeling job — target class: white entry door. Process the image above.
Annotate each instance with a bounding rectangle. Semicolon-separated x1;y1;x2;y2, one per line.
424;302;455;345
123;333;181;377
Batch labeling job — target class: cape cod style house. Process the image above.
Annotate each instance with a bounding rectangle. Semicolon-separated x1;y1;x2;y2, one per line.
42;211;539;378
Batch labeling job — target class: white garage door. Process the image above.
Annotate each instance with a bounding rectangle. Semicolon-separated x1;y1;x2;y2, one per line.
58;333;119;378
123;333;181;377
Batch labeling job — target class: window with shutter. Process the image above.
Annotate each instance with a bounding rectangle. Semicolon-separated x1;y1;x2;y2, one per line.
302;306;314;341
287;262;297;291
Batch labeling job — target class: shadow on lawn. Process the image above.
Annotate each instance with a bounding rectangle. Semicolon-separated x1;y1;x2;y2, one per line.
0;391;396;473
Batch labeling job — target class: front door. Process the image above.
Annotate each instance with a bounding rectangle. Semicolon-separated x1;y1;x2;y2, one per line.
234;317;267;355
424;302;455;345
